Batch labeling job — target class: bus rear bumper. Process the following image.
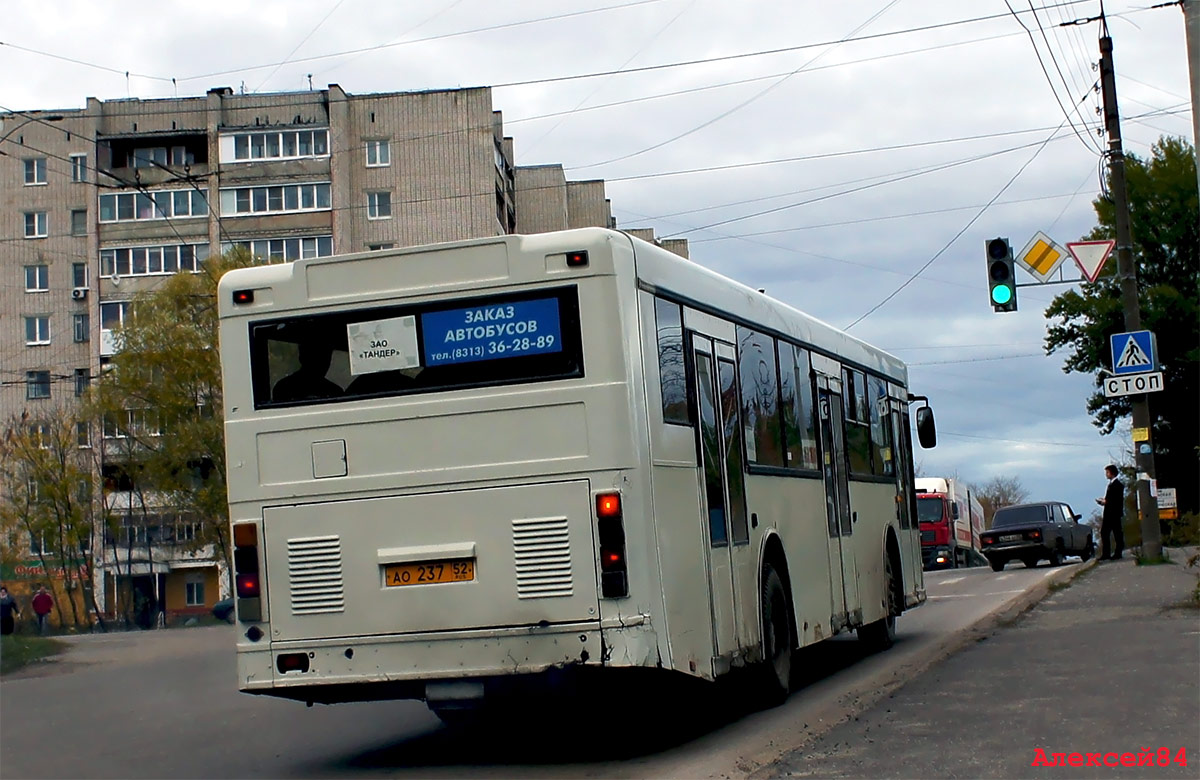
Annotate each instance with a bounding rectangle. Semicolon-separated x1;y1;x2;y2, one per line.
237;621;607;703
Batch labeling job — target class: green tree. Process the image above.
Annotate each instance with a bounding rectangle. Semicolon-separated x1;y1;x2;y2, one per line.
1044;136;1199;516
0;407;105;631
88;251;253;594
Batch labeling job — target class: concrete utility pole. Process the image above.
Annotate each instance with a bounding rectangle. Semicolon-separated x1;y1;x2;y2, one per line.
1185;0;1200;197
1097;31;1162;559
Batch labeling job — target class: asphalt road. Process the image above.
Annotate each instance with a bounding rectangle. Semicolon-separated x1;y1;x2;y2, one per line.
0;562;1084;779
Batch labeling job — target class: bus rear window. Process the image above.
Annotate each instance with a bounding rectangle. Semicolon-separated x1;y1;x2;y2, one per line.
249;287;583;408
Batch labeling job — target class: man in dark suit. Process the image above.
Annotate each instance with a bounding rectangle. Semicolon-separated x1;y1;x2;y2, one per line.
1095;464;1125;560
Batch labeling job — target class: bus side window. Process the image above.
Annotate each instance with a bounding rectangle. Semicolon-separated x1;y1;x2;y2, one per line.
654;298;691;425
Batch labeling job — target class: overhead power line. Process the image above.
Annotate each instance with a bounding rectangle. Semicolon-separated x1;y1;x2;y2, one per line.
177;0;671;82
0;0;1100;99
842;83;1103;331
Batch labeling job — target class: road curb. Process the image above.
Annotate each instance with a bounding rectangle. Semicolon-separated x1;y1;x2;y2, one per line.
746;560;1098;778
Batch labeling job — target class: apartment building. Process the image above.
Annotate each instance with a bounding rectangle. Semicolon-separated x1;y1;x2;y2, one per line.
3;83;684;627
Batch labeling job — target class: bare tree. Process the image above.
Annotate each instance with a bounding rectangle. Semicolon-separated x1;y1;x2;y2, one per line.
969;475;1031;529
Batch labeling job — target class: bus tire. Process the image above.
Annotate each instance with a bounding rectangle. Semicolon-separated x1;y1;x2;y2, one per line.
859;551;897;652
756;563;792;707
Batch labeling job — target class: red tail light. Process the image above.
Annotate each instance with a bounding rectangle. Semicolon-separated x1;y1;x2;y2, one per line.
233;523;262;620
595;491;628;598
276;653;310;674
596;493;621;518
236;573;260;598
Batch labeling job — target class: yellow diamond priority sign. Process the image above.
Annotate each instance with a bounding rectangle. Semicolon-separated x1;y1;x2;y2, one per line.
1015;231;1069;282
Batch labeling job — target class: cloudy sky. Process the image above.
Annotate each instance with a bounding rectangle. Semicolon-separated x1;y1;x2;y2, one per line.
2;0;1193;519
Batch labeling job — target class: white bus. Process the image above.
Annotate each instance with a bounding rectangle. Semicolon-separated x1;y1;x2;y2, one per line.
217;227;936;717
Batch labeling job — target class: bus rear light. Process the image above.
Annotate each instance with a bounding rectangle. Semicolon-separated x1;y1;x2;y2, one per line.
596;493;621;518
566;250;589;268
236;573;261;598
595;491;628;598
1029;530;1041;540
232;289;255;305
233;523;263;621
277;653;310;674
233;523;258;547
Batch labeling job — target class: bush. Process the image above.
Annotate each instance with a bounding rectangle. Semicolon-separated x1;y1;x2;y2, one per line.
1162;511;1200;547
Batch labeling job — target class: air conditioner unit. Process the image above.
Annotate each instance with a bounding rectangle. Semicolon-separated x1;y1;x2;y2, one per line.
72;287;88;301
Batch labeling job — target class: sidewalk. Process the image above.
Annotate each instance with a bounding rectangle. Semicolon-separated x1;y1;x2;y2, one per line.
759;550;1200;779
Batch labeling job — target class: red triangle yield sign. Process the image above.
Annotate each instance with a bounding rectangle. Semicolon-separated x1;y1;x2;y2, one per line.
1066;239;1116;283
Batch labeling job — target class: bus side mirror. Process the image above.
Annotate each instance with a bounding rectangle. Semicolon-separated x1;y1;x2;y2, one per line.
915;406;936;449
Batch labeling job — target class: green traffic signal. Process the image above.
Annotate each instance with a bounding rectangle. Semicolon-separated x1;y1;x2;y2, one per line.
985;237;1018;312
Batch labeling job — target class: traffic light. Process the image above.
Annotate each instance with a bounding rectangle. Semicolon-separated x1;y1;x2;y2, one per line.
986;238;1018;312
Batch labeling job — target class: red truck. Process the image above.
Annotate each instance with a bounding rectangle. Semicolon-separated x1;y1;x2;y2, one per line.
915;477;985;570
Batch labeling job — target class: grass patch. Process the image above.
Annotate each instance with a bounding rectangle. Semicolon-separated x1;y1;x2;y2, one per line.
1135;549;1174;565
0;634;67;676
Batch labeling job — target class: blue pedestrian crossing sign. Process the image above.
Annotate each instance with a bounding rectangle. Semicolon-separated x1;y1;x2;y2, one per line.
1110;330;1157;375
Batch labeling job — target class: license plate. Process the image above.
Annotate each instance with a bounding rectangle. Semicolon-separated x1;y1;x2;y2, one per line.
384;559;475;587
999;534;1022;542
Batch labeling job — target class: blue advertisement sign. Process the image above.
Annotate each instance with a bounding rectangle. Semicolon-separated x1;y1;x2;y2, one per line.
1109;330;1156;376
421;297;564;367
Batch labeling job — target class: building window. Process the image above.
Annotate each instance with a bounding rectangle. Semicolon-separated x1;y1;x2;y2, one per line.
221;236;332;264
100;301;130;357
127;146;194;168
26;371;51;400
98;189;207;223
74;313;90;343
24;265;49;292
185;580;206;606
29;423;50;449
71;209;88;235
225;128;329;163
72;263;88;289
367;191;391;220
365;139;390;167
218;183;331;216
24;158;47;185
367;243;395;251
71;154;87;182
24;212;48;238
25;316;51;345
74;368;90;397
77;422;91;448
101;243;209;278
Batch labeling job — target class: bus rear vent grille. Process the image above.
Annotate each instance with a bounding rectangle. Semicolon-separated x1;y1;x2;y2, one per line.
512;516;573;599
287;535;345;615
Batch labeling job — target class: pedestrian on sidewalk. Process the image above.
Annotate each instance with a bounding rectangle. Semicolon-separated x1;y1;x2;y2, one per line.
31;585;54;635
1095;464;1125;560
0;586;19;636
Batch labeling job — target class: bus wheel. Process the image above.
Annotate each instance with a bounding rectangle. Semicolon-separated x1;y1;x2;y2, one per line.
859;553;897;652
756;563;792;707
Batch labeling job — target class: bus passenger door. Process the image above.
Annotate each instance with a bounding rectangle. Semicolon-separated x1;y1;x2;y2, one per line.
715;344;751;653
892;404;922;594
818;381;858;630
692;338;738;661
